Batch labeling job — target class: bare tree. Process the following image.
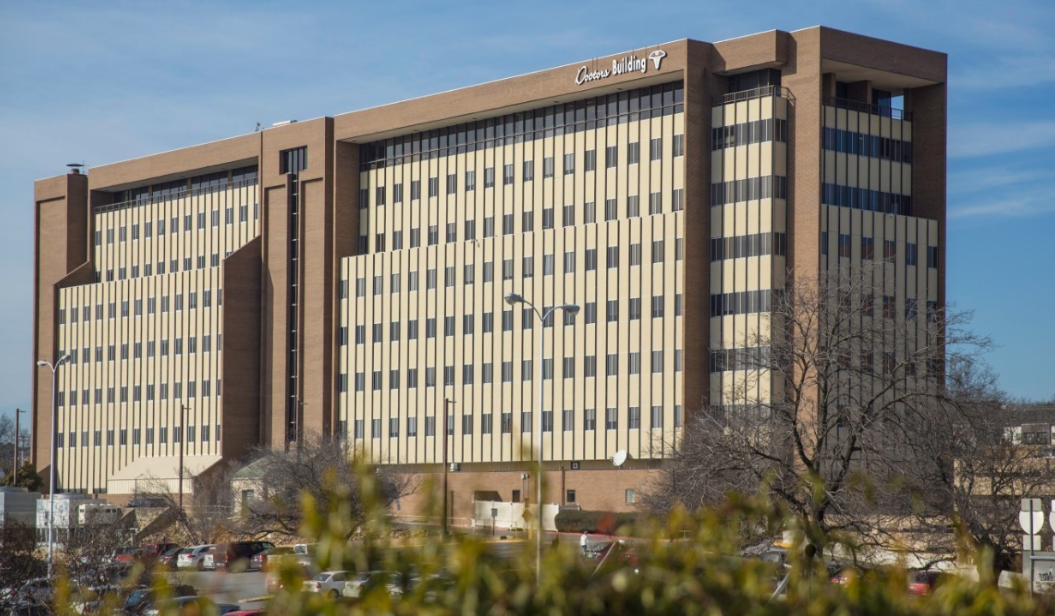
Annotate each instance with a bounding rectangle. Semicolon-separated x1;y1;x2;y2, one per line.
645;265;990;552
61;516;131;587
0;416;16;474
912;359;1052;573
0;521;45;594
137;464;236;545
235;433;416;539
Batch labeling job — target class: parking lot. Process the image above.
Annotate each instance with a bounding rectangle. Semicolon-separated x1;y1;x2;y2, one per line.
160;532;572;607
167;570;269;607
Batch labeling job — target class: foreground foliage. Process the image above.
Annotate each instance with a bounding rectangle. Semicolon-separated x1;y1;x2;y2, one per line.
258;465;1049;616
37;462;1051;616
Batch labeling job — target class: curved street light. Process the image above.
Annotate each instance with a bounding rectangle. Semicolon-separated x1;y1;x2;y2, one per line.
503;293;579;584
36;353;70;580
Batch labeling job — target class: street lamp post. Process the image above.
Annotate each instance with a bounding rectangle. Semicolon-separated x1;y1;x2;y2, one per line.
503;293;579;585
36;354;70;580
179;403;190;513
441;398;455;537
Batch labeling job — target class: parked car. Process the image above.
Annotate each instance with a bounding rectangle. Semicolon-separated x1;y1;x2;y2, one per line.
294;543;317;564
830;567;859;585
250;546;294;572
139;542;178;566
69;582;124;615
4;603;50;616
157;547;185;570
266;560;316;594
111;546;140;565
830;565;890;586
126;498;167;508
304;571;352;599
73;562;136;589
204;541;275;572
908;569;948;596
582;541;610;560
342;571;403;599
11;578;54;605
405;573;455;603
177;545;214;570
141;596;239;616
123;584;197;616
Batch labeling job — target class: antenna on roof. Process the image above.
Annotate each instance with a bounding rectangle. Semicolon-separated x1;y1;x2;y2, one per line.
255;122;261;132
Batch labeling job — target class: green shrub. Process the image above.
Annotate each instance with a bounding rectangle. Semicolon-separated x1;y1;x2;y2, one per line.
554;509;639;534
45;461;1055;615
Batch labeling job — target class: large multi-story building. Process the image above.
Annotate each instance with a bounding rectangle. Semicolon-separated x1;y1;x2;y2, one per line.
32;27;946;518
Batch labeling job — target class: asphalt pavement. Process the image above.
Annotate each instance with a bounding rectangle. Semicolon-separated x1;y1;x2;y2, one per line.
166;570;268;609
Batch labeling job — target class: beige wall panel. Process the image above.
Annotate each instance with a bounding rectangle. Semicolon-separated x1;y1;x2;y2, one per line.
735;100;748;121
723;149;737;182
869;158;881;191
824;105;836;127
839;210;851;235
761;142;774;176
747;144;760;178
847;154;860;187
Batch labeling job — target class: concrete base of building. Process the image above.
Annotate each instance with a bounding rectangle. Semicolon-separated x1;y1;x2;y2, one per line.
391;464;659;524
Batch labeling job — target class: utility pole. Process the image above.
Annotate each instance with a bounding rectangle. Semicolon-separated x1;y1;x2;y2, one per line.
442;398;455;536
14;408;23;478
179;403;190;513
295;399;306;462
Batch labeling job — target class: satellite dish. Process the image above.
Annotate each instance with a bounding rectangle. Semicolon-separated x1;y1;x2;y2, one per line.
612;450;628;467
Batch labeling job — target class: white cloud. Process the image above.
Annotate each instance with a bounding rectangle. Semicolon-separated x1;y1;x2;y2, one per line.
949;121;1055;158
948;166;1049;195
953;55;1055;90
950;198;1055;219
949;180;1055;219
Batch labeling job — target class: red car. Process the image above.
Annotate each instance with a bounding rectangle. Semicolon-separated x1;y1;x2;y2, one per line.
112;547;140;565
830;567;860;585
908;570;946;596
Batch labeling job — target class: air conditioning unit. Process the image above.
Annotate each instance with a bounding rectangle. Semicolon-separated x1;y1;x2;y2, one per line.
570;461;581;470
449;463;460;472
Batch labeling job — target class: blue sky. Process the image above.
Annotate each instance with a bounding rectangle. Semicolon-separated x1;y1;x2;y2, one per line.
1;0;1053;424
